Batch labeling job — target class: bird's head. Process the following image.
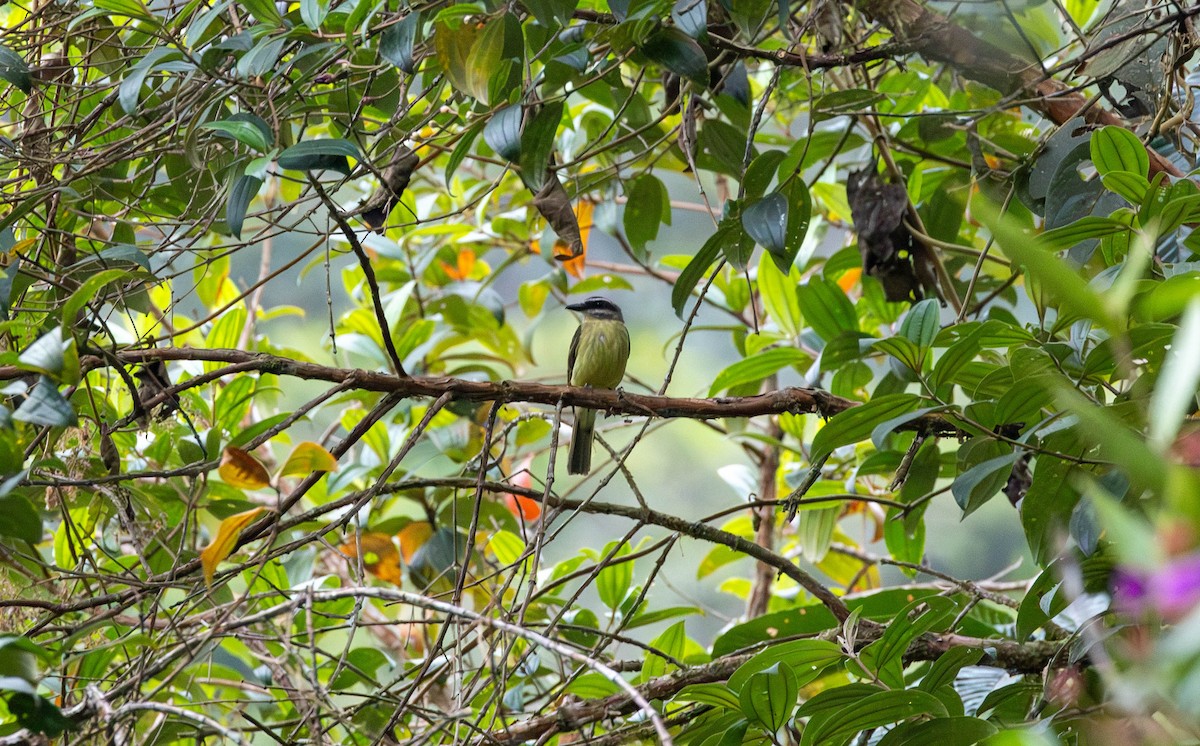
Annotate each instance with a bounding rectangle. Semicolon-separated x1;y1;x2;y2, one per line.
566;296;624;322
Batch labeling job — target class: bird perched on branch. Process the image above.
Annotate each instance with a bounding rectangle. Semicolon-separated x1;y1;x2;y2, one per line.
566;297;630;475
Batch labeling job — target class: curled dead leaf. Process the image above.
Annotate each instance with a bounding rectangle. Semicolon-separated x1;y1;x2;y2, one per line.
200;507;266;587
339;532;404;586
219;446;272;490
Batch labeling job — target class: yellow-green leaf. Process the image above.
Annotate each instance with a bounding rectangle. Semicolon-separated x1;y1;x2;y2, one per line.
279;441;339;478
200;507;265;587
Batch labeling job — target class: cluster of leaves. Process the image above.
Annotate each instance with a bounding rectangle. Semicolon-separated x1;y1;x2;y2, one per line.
0;0;1199;744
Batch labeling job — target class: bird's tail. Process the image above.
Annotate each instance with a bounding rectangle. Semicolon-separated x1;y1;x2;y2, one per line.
568;408;595;475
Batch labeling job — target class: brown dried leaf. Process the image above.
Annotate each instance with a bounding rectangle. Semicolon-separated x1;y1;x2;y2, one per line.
200;507;266;587
219;446;272;490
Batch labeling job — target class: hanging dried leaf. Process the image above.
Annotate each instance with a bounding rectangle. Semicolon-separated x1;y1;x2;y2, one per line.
502;455;541;521
532;175;583;261
200;507;266;587
397;521;435;564
219;446;272;489
847;167;924;303
359;144;419;233
338;532;404;585
279;441;339;478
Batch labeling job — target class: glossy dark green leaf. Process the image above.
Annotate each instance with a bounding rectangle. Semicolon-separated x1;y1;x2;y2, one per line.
641;27;708;85
709;348;809;396
1015;563;1067;640
1090;125;1148;177
519;102;563;191
930;327;983;390
743;193;787;253
713;606;839;656
799;277;858;342
381;11;421;73
672;224;726;316
484;104;523;162
675;682;742;710
743;150;786;200
869;405;948;451
0;43;30;94
200;114;273;152
672;0;707;38
1101;171;1149;204
740;663;798;732
120;47;183;114
728;640;844;693
18;329;66;378
918;647;984;692
236;36;284;78
876;716;997;746
860;597;957;684
13;377;77;427
624;174;667;251
465;17;506;102
0;494;40;543
522;0;577;27
238;0;283;26
873;336;923;373
810;393;922;463
951;451;1020;516
773;178;812;271
226;174;263;239
794;683;882;721
276;139;359;176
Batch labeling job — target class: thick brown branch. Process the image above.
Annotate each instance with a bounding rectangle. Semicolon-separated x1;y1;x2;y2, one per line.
58;347;971;437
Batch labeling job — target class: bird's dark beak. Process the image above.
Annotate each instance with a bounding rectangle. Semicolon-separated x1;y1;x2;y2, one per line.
565;302;587;312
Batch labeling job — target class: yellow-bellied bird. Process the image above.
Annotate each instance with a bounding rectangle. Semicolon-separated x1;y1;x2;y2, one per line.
566;297;630;475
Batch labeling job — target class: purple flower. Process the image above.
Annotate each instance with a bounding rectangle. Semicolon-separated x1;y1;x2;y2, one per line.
1113;554;1200;619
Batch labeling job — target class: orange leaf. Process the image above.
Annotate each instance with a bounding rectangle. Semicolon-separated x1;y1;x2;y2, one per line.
339;532;404;586
397;521;434;564
200;507;266;587
837;267;862;293
279;441;339;478
219;446;271;489
502;455;540;520
556;200;593;279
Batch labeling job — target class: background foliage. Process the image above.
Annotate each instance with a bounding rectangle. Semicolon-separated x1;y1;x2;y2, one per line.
1;0;1199;743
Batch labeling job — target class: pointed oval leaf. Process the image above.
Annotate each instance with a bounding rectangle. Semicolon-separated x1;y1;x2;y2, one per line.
674;683;741;710
1090;125;1149;177
200;507;266;586
381;11;421;72
671;223;725;316
810;393;922;463
740;663;798;732
226;174;263;239
200;114;273;152
808;689;948;745
218;446;272;490
279;441;339;478
876;716;998;746
13;377;77;427
0;44;31;94
276;139;359;176
641;27;708;84
17;329;67;378
798;277;858;342
743;193;788;253
951;451;1021;516
899;298;940;347
484;104;523;162
709;348;810;396
0;495;41;543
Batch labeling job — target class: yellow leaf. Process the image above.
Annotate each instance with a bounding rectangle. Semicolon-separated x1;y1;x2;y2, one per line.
397;521;434;564
338;532;404;586
200;507;265;587
279;441;339;478
219;446;272;489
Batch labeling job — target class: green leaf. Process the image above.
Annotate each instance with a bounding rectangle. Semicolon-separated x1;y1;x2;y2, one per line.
226;174;263;239
811;394;922;463
1149;298;1200;450
62;269;129;333
860;597;957;684
624;174;667;252
522;0;577;27
758;251;802;337
743;193;787;255
0;494;40;543
672;225;725;316
876;716;998;746
899;298;940;347
775;178;812;272
918;647;984;692
199;114;273;152
18;329;67;378
675;683;742;710
798;277;857;342
642;621;687;681
483;104;523;162
237;0;282;26
519;102;563;191
713;606;839;656
873;336;923;373
672;0;707;38
740;663;798;732
277;139;359;176
796;506;838;562
709;348;808;396
805;689;949;746
1015;563;1067;640
381;11;421;72
300;0;330;30
1090;125;1148;177
0;43;31;94
870;406;949;451
465;17;505;102
727;640;843;697
795;683;882;721
596;542;632;610
930;327;983;390
952;452;1020;516
13;377;77;427
641;27;708;84
1101;171;1150;204
120;47;184;114
1038;216;1128;252
236;36;284;78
